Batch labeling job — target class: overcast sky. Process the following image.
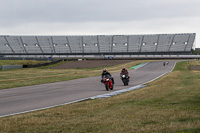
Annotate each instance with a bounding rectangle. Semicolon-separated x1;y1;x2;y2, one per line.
0;0;199;48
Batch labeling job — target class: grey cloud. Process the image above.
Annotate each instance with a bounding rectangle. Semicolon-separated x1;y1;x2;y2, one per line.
0;0;200;26
0;0;200;48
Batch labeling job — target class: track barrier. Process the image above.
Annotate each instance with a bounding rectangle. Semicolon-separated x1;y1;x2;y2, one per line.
1;65;23;71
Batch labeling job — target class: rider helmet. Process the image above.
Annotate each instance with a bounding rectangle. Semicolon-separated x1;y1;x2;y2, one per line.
103;68;107;72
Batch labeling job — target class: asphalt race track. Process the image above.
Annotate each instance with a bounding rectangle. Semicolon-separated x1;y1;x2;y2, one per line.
0;60;177;117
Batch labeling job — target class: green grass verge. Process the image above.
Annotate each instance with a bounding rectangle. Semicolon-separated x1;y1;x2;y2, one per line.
0;60;199;132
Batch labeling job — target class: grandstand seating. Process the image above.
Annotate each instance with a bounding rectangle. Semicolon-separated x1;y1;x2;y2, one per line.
156;34;173;52
112;35;128;53
0;33;196;56
0;36;13;53
21;36;42;53
98;35;112;53
82;36;99;53
51;36;71;53
140;35;158;52
67;36;82;53
128;35;142;52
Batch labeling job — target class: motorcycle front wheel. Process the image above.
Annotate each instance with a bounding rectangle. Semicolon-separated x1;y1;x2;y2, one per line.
105;83;109;91
122;79;127;86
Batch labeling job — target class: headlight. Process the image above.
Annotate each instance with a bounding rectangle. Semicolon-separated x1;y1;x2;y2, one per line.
106;79;109;81
122;75;125;78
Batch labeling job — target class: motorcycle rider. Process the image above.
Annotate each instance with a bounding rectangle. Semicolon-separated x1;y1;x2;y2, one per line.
101;68;114;84
163;62;166;66
120;67;130;78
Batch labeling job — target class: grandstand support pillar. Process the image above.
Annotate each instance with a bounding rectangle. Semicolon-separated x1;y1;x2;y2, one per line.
111;35;114;52
50;37;56;53
168;34;176;51
184;34;191;51
16;38;24;53
47;38;54;53
35;37;44;54
81;36;84;53
4;36;15;53
127;36;129;52
19;37;28;53
155;34;160;52
66;36;72;53
97;35;100;53
139;36;144;52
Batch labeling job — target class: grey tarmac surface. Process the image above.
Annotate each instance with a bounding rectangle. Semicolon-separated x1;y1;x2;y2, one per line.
0;60;177;117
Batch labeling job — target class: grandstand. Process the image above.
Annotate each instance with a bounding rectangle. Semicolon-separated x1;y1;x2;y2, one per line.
0;33;196;57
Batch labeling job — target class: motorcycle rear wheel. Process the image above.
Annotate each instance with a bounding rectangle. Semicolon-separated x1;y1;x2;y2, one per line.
110;84;113;90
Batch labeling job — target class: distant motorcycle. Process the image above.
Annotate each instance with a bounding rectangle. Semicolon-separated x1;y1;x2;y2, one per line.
102;75;113;91
163;62;166;66
121;73;129;86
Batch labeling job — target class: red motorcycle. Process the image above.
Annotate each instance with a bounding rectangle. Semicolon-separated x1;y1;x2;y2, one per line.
102;75;113;91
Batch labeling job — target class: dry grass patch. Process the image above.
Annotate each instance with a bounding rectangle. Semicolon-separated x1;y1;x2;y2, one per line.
0;60;48;66
0;61;199;132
